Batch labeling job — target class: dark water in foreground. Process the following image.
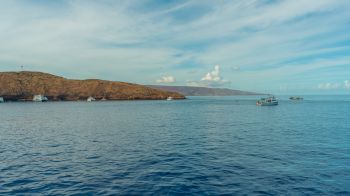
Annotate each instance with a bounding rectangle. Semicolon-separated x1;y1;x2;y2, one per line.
1;96;349;195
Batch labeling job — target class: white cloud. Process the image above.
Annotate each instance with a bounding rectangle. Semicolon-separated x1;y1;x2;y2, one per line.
231;66;240;71
317;80;350;90
186;65;230;87
344;80;350;89
318;83;340;90
156;75;176;83
201;65;221;82
0;0;350;91
201;65;230;86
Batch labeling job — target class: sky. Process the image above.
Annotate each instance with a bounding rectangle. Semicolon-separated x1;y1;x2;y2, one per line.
1;0;350;94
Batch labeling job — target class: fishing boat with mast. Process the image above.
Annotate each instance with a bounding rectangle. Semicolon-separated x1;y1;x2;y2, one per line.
256;95;278;106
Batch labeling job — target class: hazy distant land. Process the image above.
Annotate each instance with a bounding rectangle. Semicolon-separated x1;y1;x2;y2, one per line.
148;85;262;96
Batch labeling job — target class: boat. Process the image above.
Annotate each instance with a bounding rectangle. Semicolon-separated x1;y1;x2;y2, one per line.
0;97;4;103
289;96;303;100
87;96;96;102
256;96;278;106
166;97;173;101
33;95;48;102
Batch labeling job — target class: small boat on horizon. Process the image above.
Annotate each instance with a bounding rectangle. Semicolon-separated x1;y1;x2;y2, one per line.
166;97;173;101
33;95;48;102
289;96;303;100
256;96;278;106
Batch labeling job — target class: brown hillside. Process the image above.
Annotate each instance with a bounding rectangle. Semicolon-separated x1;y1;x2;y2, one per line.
0;71;185;101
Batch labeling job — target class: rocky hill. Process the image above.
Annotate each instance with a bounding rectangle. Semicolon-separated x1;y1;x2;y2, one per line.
148;85;261;96
0;72;185;101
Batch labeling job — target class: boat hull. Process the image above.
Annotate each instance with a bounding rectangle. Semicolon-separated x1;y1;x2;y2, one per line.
257;102;278;106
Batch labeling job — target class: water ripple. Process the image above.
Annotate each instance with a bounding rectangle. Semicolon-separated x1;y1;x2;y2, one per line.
1;97;350;195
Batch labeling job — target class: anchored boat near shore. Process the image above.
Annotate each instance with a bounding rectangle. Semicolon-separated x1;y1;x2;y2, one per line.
87;96;96;102
256;96;278;106
33;95;48;102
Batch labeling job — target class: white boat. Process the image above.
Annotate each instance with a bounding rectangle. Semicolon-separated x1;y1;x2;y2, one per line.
289;96;303;100
256;96;278;106
0;97;4;102
166;97;173;101
87;96;96;102
33;95;48;102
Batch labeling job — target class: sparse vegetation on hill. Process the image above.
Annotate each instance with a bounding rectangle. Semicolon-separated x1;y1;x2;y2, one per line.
0;72;185;101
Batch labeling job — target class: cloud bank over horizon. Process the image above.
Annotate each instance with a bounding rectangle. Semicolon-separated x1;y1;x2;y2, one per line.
1;0;350;93
185;65;230;87
156;75;176;83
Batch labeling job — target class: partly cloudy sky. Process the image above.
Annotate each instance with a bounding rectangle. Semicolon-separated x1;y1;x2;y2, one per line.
1;0;350;94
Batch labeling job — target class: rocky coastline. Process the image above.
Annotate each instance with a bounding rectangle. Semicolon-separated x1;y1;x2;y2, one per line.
0;71;185;101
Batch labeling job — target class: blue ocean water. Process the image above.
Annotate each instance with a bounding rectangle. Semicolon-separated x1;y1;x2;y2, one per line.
1;96;349;195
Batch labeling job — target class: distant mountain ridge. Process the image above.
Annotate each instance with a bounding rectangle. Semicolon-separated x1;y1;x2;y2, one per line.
148;85;261;96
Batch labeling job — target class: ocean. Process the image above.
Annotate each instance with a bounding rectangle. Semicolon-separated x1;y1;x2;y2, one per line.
1;96;349;195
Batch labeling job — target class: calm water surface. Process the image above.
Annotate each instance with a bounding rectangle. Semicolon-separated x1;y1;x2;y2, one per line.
1;96;349;195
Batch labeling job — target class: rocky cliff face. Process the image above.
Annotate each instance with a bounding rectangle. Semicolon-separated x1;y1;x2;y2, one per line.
0;72;185;101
